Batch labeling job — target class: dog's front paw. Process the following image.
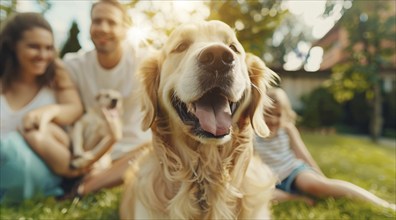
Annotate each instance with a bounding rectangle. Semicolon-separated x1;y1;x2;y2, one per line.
70;153;95;169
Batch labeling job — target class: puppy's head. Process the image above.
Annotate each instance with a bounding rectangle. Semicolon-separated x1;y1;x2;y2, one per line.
96;89;123;113
139;20;276;144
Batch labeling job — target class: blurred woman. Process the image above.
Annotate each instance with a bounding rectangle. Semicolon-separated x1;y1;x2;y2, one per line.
0;12;84;203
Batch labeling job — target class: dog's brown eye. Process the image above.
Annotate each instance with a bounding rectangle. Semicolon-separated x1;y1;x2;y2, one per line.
229;44;239;53
173;42;189;53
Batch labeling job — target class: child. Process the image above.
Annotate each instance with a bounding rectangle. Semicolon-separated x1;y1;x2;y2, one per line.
254;87;395;210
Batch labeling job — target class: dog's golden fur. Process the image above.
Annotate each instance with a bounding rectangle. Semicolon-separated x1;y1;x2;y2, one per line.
120;20;277;219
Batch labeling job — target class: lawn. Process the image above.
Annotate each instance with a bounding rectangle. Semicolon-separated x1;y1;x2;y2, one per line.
1;133;395;219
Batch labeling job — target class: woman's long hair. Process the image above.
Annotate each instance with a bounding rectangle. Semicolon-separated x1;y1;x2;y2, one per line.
0;12;56;93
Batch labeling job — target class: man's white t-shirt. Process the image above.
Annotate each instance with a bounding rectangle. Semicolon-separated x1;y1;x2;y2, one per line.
63;43;151;160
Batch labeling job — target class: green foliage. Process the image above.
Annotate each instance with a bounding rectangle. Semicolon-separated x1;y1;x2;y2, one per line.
300;87;343;128
124;1;212;47
326;0;395;140
35;0;51;14
1;134;395;219
0;0;51;22
124;1;287;59
60;20;82;58
123;1;287;64
326;63;372;103
0;0;17;23
383;88;396;129
266;16;310;69
207;0;287;58
343;92;370;133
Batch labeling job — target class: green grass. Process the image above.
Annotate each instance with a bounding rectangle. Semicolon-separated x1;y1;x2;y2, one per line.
272;133;396;219
1;133;395;219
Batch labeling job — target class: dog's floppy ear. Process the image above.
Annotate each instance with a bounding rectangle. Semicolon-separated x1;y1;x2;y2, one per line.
95;90;103;101
139;54;161;131
246;53;278;138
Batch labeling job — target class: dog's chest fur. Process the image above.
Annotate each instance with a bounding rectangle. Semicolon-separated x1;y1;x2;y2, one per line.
145;120;252;219
81;110;109;150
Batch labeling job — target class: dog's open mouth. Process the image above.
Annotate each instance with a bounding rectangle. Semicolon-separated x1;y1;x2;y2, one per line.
110;99;118;109
172;88;239;138
104;99;119;118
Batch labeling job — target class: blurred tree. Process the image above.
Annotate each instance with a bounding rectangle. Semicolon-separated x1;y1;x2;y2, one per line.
60;20;81;58
124;0;287;61
36;0;51;13
0;0;51;22
266;15;312;69
300;87;343;129
325;1;396;141
207;0;287;59
274;0;348;71
124;1;211;48
383;88;396;129
343;92;370;133
0;0;17;21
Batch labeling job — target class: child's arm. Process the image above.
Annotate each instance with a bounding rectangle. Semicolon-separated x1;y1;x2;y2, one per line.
285;123;324;175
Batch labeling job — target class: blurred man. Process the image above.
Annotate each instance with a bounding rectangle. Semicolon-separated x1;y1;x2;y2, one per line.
63;0;151;196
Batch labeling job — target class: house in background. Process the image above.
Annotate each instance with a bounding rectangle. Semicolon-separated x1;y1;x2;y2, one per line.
275;69;330;110
277;6;396;112
313;22;395;94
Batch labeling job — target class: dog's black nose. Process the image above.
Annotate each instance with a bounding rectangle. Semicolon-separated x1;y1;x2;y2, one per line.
198;45;235;74
111;99;118;108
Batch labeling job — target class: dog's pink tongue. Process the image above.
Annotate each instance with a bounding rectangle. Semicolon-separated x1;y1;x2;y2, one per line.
108;109;118;118
194;94;231;136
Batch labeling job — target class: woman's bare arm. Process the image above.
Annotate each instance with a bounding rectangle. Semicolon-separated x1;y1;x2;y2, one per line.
22;60;83;131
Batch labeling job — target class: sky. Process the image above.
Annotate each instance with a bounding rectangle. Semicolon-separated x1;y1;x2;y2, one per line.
18;0;93;50
16;0;345;72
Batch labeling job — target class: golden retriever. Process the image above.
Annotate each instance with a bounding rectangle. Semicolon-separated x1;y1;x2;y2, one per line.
70;89;123;169
120;20;277;219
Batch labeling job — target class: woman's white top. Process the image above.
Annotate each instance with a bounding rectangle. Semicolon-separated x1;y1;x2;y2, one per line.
0;87;56;136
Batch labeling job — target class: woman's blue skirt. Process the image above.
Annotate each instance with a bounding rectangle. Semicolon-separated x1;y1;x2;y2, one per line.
0;132;64;203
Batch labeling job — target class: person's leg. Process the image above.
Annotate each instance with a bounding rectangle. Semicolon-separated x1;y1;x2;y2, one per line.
22;123;82;177
77;144;149;195
272;189;314;205
272;164;315;205
294;171;396;210
0;132;64;203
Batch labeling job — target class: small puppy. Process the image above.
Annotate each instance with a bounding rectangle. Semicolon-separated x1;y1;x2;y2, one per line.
70;89;123;169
